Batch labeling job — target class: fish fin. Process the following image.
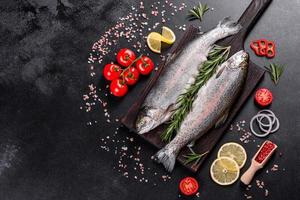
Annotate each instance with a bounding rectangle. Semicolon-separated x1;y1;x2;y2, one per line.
218;17;232;26
162;104;176;123
218;17;242;33
215;110;230;128
154;147;176;172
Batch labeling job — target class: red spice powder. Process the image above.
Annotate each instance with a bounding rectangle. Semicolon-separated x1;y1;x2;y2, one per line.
255;141;276;163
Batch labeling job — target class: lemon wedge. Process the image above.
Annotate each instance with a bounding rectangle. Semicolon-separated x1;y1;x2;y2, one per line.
147;27;176;54
217;142;247;169
147;32;162;54
161;26;176;45
210;157;240;185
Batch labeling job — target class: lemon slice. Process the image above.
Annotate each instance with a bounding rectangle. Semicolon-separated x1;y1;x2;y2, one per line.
147;32;162;54
147;27;176;53
161;26;176;45
217;142;247;169
210;157;240;185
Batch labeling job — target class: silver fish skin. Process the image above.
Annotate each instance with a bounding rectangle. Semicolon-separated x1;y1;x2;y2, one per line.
136;18;242;134
155;50;249;172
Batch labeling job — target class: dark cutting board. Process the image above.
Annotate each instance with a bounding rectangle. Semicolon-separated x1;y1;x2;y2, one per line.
121;0;272;172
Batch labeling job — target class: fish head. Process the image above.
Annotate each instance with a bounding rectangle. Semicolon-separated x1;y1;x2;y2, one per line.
136;107;163;134
227;50;249;70
136;115;156;134
216;50;249;82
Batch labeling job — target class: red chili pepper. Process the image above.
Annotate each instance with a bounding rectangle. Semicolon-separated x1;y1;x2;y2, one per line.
258;39;268;56
250;41;260;56
266;41;276;58
250;39;276;58
179;177;199;196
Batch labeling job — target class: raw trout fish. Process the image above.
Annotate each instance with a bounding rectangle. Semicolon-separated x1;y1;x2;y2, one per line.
136;18;242;134
155;50;249;172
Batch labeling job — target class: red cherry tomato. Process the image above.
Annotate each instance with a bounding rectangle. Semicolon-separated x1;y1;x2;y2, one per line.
103;63;122;81
110;79;128;97
123;67;140;85
255;88;273;107
135;56;154;75
116;48;136;67
179;177;199;196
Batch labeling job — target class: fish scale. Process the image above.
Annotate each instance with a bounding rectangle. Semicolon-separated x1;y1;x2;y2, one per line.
136;18;242;134
155;50;249;172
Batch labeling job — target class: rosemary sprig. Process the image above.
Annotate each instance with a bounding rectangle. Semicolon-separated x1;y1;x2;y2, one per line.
265;63;284;85
187;2;210;21
160;45;231;142
183;151;209;165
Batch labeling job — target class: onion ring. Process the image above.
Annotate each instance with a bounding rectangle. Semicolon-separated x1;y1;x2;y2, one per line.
257;110;276;126
250;114;273;137
257;109;280;133
258;109;276;116
259;117;280;133
256;113;274;129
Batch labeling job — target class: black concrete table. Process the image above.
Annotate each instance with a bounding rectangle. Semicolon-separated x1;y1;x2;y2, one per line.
0;0;299;199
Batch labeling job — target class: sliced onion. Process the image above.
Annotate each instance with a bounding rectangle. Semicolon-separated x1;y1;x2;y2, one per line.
250;109;280;138
257;110;276;126
257;109;280;133
259;117;280;133
250;114;273;137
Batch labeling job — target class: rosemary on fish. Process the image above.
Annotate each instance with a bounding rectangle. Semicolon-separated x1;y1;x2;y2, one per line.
183;150;209;165
187;2;210;21
265;63;284;85
161;45;231;142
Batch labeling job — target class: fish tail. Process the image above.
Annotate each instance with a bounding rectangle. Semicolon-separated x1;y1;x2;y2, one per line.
218;16;232;26
218;17;242;31
154;146;177;172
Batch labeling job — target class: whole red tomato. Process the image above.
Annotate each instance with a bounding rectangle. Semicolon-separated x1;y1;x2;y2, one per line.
135;56;154;75
103;63;122;81
124;67;140;86
116;48;136;67
110;79;128;97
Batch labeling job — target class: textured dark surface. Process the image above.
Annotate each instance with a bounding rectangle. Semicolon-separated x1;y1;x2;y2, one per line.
0;0;299;200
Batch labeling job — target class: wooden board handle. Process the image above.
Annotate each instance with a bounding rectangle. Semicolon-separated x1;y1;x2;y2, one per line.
240;163;260;185
238;0;273;43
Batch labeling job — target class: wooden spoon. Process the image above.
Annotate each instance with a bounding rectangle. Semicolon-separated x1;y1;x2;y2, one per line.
241;140;277;185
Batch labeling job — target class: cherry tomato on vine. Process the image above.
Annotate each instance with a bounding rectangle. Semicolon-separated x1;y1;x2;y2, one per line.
135;56;154;75
110;79;128;97
103;63;122;81
124;67;140;86
116;48;136;67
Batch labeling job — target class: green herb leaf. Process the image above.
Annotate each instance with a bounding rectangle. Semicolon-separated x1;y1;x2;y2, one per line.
160;45;231;142
187;2;210;21
183;151;209;165
265;63;284;85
